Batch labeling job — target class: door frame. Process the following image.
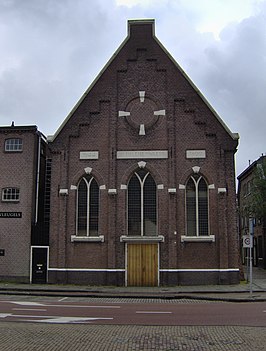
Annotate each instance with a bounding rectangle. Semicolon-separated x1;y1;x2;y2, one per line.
125;242;160;287
30;246;49;283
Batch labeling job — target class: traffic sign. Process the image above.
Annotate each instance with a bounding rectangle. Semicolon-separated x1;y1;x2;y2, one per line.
243;235;253;248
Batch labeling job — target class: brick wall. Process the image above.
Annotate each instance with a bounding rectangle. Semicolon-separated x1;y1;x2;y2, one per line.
0;127;38;282
48;20;239;285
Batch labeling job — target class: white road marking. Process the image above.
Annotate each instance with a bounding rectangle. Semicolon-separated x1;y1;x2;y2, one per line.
45;304;120;309
8;301;120;309
58;297;68;302
0;314;12;318
0;313;113;324
136;311;172;314
27;317;113;324
50;304;121;309
9;301;45;306
12;308;47;312
0;313;55;319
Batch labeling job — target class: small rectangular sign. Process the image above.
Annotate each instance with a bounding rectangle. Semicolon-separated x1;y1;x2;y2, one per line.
186;150;206;159
117;150;168;159
80;151;99;160
0;212;22;218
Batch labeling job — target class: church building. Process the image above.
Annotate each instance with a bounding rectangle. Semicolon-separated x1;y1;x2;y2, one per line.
46;19;240;286
0;19;240;286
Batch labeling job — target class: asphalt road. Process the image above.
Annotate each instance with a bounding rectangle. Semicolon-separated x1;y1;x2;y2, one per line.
0;298;266;326
1;297;266;350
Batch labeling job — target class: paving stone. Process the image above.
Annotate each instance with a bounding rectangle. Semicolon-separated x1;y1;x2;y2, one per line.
1;323;265;351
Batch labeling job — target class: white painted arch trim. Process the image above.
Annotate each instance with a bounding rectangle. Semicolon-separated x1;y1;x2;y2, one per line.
59;188;68;195
138;161;146;168
218;187;227;193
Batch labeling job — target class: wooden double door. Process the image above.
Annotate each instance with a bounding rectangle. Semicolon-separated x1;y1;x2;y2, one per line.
126;243;159;286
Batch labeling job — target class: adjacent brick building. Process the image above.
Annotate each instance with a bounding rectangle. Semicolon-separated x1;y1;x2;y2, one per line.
0;19;240;286
238;155;266;269
0;124;48;283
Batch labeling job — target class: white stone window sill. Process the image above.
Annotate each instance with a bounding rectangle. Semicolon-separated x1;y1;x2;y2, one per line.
71;235;104;243
181;235;215;243
120;235;164;243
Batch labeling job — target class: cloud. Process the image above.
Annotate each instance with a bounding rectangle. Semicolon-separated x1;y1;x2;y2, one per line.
0;0;265;175
183;5;266;174
0;0;127;133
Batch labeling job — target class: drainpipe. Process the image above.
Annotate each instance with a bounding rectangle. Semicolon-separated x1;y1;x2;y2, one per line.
34;132;41;224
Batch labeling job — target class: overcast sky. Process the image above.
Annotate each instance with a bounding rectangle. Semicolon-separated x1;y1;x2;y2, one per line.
0;0;265;176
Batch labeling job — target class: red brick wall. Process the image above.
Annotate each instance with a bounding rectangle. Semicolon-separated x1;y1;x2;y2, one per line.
0;128;37;282
49;20;239;285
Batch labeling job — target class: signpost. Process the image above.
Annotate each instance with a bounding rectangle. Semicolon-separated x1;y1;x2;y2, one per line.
243;218;254;297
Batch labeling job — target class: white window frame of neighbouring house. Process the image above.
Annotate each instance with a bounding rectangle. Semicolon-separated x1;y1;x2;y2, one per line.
5;138;23;152
2;187;20;202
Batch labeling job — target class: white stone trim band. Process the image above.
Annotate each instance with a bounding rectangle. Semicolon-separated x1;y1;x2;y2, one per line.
48;268;125;272
160;268;239;272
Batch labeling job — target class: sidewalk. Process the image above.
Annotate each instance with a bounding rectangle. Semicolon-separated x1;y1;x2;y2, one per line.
0;267;266;302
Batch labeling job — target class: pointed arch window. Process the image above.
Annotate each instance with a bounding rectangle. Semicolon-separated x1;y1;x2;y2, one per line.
77;175;99;236
128;169;157;236
186;174;209;236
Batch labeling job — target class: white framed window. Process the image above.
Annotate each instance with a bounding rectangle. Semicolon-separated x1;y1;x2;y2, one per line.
2;187;20;202
186;174;209;236
5;138;23;152
76;175;99;236
128;169;157;236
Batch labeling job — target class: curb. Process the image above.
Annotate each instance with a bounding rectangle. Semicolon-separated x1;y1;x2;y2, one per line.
1;288;266;302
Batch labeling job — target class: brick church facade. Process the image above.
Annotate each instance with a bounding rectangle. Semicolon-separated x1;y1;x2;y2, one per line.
0;20;240;286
